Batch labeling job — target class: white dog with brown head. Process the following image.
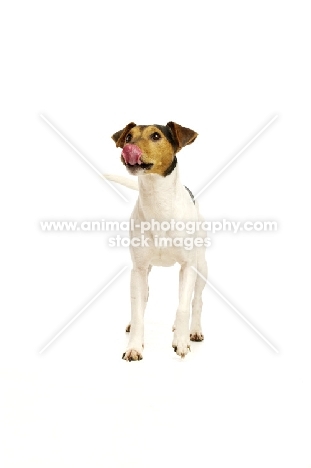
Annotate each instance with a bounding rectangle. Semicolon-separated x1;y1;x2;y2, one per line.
107;122;208;360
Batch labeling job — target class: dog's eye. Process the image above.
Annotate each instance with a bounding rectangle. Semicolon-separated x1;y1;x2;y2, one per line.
125;133;132;143
150;132;161;141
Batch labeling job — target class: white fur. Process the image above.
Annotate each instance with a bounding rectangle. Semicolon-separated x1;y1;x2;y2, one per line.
103;173;138;191
109;166;207;360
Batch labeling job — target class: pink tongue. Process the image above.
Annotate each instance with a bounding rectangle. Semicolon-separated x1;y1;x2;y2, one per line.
122;144;142;165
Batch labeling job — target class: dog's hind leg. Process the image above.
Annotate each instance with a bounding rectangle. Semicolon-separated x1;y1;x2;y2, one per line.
190;257;207;341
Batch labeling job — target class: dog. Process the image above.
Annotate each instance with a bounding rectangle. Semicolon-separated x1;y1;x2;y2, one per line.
106;122;208;360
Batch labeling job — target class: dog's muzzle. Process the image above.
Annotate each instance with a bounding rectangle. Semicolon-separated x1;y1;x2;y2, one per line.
122;144;142;165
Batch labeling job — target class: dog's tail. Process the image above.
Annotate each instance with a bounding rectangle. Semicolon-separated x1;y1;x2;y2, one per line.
103;174;138;191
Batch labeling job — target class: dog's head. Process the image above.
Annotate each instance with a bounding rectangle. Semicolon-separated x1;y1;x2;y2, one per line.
111;122;198;176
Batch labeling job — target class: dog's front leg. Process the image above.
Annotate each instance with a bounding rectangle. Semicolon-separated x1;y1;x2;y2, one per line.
122;267;148;361
172;265;197;358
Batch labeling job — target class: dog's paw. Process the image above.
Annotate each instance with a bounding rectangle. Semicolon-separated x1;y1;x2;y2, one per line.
190;331;204;342
122;348;143;362
125;323;131;333
172;337;191;358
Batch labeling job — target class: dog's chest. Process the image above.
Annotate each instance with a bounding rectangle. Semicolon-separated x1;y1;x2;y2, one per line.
130;210;198;267
128;170;200;267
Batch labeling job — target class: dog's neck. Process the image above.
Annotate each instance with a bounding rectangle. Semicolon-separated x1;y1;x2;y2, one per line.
137;164;183;220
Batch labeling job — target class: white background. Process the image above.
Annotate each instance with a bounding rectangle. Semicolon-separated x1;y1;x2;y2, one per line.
1;1;311;467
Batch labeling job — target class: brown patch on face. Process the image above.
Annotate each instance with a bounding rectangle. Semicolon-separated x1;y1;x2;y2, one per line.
122;125;176;176
112;122;198;177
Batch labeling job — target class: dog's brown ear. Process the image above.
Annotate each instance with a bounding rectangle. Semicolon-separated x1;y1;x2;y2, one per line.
166;122;198;152
111;122;137;148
